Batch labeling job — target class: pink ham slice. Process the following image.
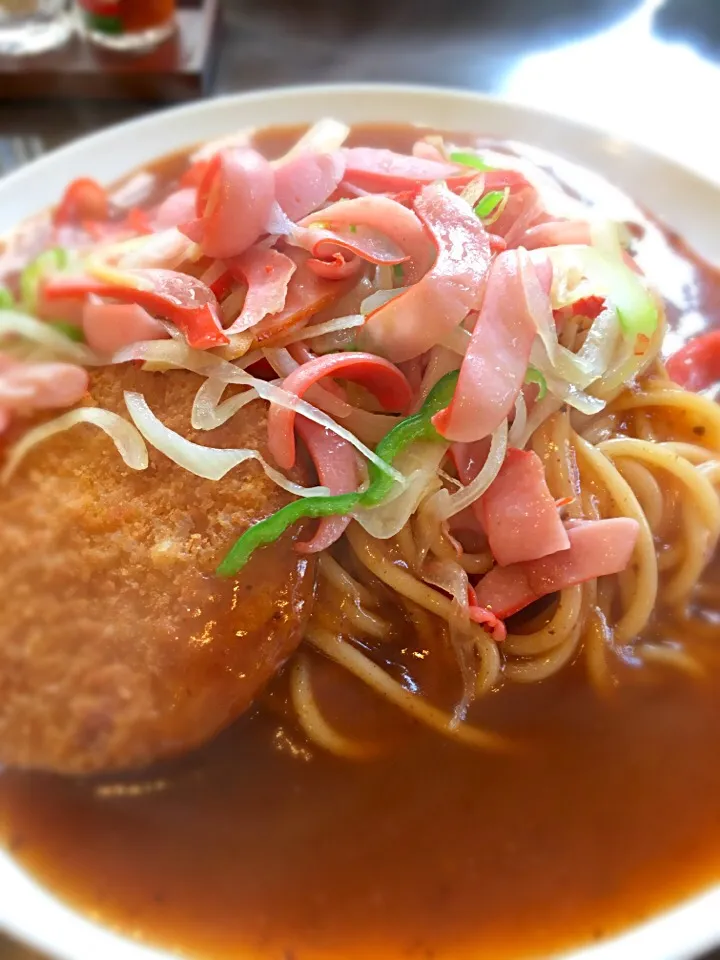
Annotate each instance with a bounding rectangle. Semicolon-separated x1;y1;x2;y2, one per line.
274;151;346;221
250;250;358;345
82;298;169;354
361;182;492;362
152;188;197;231
480;448;570;566
180;147;275;260
225;246;297;335
294;418;359;554
341;147;471;192
432;248;537;443
298;194;433;282
474;518;640;618
0;353;88;432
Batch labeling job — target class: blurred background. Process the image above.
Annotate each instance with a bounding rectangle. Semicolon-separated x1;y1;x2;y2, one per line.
0;0;719;957
0;0;719;182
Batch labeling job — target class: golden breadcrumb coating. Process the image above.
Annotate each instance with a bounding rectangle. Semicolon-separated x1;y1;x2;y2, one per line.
0;365;315;774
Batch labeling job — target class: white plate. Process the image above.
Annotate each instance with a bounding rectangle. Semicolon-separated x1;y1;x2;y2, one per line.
0;83;719;960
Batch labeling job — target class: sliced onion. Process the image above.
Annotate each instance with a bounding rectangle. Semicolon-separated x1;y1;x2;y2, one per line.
191;378;259;430
523;252;621;389
1;407;148;483
272;313;364;348
343;407;401;445
191;127;255;163
572;307;621;385
529;345;606;416
375;264;395;291
274;118;350;165
460;173;486;208
114;340;405;484
261;346;298;378
510;393;563;450
85;252;154;291
441;325;471;357
414;345;460;413
421;556;477;723
360;287;405;315
118;228;194;271
0;310;97;365
110;171;156;211
220;287;249;327
436;419;508;520
507;391;528;448
353;441;447;539
262;346;353;420
589;217;624;262
124;390;328;496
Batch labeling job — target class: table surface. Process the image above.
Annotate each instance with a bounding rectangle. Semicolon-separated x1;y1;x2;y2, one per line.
1;0;719;957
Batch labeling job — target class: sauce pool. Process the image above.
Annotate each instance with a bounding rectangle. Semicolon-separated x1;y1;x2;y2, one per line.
1;124;720;960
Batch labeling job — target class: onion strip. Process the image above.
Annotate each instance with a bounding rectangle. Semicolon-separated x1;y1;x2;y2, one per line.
191;379;259;431
437;419;508;519
0;310;97;365
1;407;148;483
124;390;329;496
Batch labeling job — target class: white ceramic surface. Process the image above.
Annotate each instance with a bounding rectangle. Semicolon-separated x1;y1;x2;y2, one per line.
0;83;719;960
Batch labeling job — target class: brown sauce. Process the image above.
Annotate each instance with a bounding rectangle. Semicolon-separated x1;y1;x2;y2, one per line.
2;124;720;960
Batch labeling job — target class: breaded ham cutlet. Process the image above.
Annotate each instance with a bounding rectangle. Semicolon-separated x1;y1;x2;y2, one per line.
0;365;315;774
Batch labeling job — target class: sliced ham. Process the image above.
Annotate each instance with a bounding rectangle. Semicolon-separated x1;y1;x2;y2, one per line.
299;195;433;282
180;147;274;259
432;248;537;443
474;518;640;618
341;147;471;192
0;354;88;430
82;297;169;354
290;221;407;269
274;151;345;221
225;247;297;334
152;188;198;231
250;250;358;345
480;448;569;566
361;182;492;363
306;251;364;280
294;418;359;553
267;351;412;470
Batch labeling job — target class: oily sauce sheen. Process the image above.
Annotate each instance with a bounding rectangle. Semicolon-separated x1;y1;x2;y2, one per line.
2;125;720;960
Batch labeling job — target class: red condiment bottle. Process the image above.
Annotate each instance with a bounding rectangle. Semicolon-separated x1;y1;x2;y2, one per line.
77;0;175;52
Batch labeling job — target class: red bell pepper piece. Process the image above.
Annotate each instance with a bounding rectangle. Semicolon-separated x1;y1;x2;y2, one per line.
43;269;228;350
666;330;720;392
54;178;109;226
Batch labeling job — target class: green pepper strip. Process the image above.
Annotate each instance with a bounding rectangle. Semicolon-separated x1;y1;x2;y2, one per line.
20;247;69;312
449;151;494;172
51;321;85;343
216;371;460;577
0;286;15;310
524;365;547;400
474;190;504;220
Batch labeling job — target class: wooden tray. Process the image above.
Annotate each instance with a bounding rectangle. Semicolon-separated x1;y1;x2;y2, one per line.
0;0;220;101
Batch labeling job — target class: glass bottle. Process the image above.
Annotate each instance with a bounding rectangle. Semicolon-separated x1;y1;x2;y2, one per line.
76;0;175;53
0;0;72;56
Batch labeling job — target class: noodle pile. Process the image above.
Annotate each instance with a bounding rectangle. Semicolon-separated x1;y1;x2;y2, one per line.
294;365;720;756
